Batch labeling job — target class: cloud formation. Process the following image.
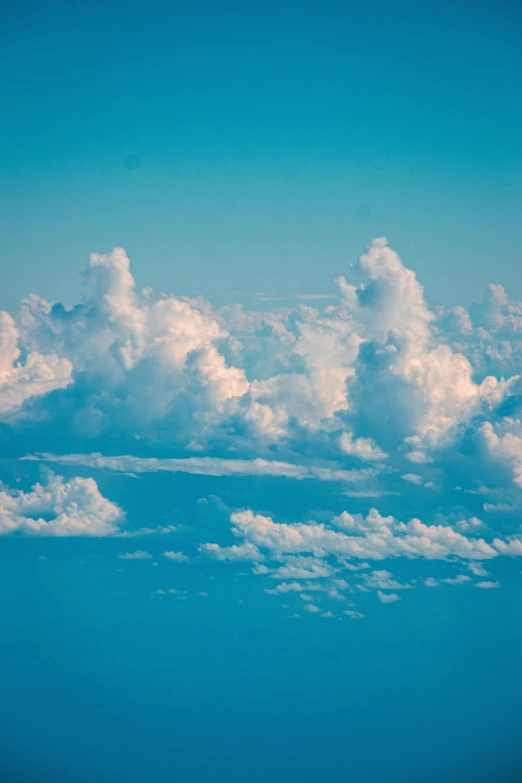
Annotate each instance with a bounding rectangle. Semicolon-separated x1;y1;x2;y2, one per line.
0;238;516;469
2;238;522;615
0;473;123;536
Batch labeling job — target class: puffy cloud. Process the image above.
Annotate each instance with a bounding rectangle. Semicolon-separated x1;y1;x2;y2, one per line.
344;609;364;619
201;505;520;569
440;574;471;585
377;591;401;603
361;569;411;590
3;240;516;472
163;550;189;562
475;581;501;589
0;473;123;536
0;311;72;415
480;419;522;487
119;550;153;560
338;431;388;462
199;541;265;561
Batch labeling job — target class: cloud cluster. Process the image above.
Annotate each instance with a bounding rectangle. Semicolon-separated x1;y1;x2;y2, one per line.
202;506;521;563
0;238;517;473
0;472;123;536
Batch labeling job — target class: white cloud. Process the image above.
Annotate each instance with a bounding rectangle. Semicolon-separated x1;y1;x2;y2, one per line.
0;311;72;416
467;562;489;577
218;507;503;563
377;591;401;603
199;541;265;561
338;431;388;462
475;580;501;589
401;473;424;485
304;603;321;613
26;453;375;484
441;574;471;585
0;473;123;536
361;569;411;590
118;550;153;560
480;419;522;487
163;550;189;562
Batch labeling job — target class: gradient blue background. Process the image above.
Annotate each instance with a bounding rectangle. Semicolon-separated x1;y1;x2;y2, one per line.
1;0;522;311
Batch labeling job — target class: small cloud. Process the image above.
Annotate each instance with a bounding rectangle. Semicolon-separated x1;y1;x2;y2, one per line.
163;550;189;562
344;609;364;619
304;603;321;613
441;575;471;585
377;591;401;603
468;562;489;577
196;591;209;597
119;550;153;560
475;581;500;589
401;473;424;485
406;451;433;464
424;577;440;587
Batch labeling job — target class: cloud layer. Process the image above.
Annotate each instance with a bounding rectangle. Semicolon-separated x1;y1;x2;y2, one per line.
3;239;522;612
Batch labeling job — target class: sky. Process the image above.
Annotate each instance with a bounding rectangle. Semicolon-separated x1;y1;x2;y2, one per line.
2;1;522;782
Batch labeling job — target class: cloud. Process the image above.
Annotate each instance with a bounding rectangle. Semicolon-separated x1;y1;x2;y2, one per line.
0;238;516;503
118;550;153;560
401;473;424;485
480;419;522;487
24;452;376;484
361;569;412;590
199;541;265;561
475;580;501;589
163;550;189;562
468;562;489;577
377;591;401;603
0;472;123;536
216;507;506;563
3;238;522;616
441;574;471;585
338;431;388;462
0;311;72;416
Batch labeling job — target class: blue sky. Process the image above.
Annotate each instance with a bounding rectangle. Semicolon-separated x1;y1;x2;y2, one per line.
2;2;522;782
2;0;522;311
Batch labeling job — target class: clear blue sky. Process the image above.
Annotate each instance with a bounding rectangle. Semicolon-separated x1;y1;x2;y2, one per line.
1;0;522;311
2;3;522;782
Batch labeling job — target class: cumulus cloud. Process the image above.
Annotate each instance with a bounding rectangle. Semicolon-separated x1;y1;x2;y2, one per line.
440;574;471;585
119;550;153;560
216;507;506;563
480;419;522;487
2;239;522;620
163;550;189;562
3;238;513;467
199;541;265;561
0;473;123;536
377;591;401;603
0;311;72;415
